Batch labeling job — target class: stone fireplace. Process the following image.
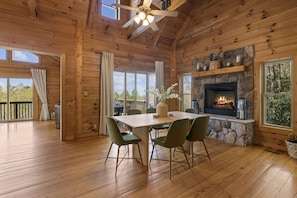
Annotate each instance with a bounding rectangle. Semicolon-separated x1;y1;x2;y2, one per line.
193;46;255;146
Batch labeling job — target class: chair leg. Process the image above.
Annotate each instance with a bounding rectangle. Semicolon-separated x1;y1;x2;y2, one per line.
137;143;143;165
169;148;172;180
115;145;121;175
202;140;211;161
105;142;113;163
191;141;194;167
181;146;191;169
149;143;155;166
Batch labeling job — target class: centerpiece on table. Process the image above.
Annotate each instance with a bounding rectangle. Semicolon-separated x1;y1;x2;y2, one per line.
147;83;181;117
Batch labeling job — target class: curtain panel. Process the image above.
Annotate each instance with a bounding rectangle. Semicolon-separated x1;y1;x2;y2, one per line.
31;69;50;120
99;52;114;135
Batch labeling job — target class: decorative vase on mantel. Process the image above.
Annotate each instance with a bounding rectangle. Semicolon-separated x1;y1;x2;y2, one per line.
156;101;168;117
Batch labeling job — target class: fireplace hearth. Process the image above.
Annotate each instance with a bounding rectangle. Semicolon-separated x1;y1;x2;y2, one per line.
204;82;237;116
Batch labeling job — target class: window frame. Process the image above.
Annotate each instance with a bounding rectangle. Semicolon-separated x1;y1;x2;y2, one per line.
12;50;39;64
180;73;192;112
113;71;155;114
261;58;293;129
101;0;120;20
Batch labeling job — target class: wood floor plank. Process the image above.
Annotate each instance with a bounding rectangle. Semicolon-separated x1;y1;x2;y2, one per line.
0;121;297;197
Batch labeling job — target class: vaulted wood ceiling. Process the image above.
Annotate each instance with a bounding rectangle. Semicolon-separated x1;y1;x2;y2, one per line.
19;0;196;49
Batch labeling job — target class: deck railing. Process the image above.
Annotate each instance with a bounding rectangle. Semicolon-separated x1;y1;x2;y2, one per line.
0;101;33;121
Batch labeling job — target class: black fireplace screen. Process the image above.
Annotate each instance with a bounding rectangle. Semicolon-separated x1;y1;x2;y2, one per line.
204;82;237;116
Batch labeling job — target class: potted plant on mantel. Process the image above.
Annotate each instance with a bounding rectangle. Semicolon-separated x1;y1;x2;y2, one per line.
147;83;181;117
285;133;297;159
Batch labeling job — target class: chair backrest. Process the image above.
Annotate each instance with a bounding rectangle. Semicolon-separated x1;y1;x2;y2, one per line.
185;108;198;114
163;118;190;148
127;109;142;115
187;116;210;141
146;108;156;114
105;117;124;145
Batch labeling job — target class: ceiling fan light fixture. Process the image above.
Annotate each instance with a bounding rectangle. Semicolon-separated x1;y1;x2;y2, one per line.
134;15;141;24
147;15;154;23
142;19;149;26
138;11;146;20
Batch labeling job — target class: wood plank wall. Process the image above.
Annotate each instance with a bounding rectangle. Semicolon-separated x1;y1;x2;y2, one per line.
175;0;297;151
0;0;77;140
79;28;172;138
0;50;60;120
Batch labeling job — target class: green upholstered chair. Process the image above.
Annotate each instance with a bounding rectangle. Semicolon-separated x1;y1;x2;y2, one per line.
146;108;170;139
146;108;156;114
185;108;199;114
127;109;142;115
126;109;142;132
186;116;211;167
149;118;191;179
105;117;143;174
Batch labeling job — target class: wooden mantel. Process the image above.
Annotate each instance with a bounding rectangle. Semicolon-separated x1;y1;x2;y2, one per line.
192;65;246;78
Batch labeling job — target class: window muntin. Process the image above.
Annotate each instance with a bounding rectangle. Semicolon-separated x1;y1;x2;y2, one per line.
102;0;119;20
181;74;192;111
263;58;292;128
113;71;154;114
12;50;39;63
0;48;6;60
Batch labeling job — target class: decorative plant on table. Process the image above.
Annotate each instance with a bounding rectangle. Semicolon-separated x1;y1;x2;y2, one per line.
285;133;297;159
147;83;181;117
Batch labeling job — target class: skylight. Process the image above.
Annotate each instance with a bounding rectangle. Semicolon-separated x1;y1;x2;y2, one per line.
102;0;120;20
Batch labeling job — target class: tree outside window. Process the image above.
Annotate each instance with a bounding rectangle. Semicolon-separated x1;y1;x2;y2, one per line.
263;58;292;128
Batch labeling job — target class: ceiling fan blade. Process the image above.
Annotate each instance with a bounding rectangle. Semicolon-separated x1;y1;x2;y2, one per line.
122;18;135;28
143;0;152;7
151;10;178;17
150;21;159;31
111;3;138;11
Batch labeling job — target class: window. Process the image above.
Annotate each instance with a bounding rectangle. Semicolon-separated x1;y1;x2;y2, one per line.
263;58;292;128
12;50;39;63
113;71;155;114
181;74;192;111
0;48;6;60
102;0;119;20
0;78;33;121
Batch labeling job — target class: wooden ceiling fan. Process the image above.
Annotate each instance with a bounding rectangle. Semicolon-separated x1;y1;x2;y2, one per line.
112;0;178;31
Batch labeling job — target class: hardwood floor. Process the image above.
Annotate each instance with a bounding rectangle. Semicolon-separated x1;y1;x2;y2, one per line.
0;121;296;198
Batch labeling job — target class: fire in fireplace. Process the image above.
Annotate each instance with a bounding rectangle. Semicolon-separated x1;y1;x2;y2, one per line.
204;82;237;116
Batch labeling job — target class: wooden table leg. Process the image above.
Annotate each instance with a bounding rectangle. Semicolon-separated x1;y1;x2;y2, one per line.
132;126;149;166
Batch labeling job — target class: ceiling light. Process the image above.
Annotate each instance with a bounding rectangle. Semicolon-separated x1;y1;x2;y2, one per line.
134;15;140;24
147;15;154;23
142;19;149;26
138;11;146;20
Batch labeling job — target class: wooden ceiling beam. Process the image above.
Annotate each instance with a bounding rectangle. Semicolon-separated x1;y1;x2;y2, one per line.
153;18;168;46
27;0;39;18
171;15;191;48
128;0;187;40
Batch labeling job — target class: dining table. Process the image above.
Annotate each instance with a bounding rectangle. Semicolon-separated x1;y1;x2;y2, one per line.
112;111;204;166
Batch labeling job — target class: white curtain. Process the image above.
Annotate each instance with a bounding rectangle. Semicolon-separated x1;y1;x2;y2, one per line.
99;51;114;135
155;61;164;90
31;69;50;120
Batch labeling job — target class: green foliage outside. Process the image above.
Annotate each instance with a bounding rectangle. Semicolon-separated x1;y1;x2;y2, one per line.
0;83;32;102
264;59;291;127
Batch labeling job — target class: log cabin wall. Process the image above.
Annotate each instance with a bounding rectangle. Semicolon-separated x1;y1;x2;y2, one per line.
0;1;81;140
78;25;172;138
0;51;60;120
175;0;297;151
0;1;174;139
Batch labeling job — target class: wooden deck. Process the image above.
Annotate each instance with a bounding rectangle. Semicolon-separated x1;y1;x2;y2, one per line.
0;121;296;198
